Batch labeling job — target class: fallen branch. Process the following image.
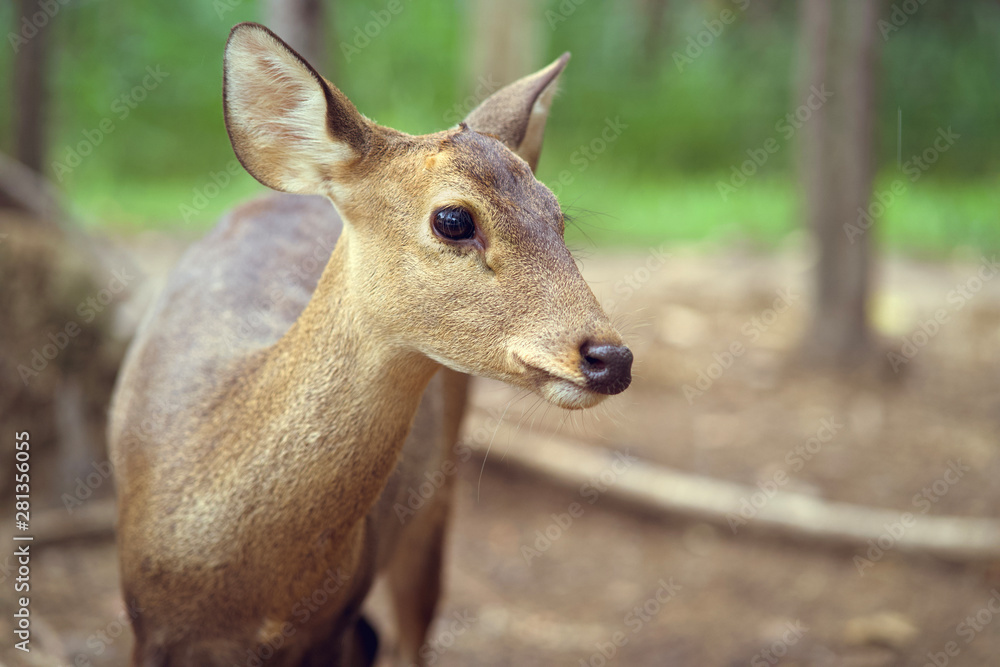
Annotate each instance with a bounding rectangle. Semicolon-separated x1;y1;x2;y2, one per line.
17;430;1000;561
466;418;1000;561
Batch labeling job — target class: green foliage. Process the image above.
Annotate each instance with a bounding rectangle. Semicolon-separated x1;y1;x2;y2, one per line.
0;0;996;253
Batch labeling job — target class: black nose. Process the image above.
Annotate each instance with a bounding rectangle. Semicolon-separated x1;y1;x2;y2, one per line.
579;341;633;395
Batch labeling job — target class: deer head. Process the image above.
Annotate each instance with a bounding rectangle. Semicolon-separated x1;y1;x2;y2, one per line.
223;22;631;409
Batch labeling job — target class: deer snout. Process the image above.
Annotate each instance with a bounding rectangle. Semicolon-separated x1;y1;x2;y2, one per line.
579;341;633;395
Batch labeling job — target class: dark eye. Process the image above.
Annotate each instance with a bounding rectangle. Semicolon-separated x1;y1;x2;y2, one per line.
432;207;476;241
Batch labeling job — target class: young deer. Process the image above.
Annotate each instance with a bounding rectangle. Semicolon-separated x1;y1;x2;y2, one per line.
109;22;632;667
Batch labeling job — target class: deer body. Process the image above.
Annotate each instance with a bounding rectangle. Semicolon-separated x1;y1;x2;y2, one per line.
110;23;631;666
112;193;463;664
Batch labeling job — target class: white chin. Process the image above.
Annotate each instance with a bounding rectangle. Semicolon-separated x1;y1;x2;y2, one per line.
539;379;606;410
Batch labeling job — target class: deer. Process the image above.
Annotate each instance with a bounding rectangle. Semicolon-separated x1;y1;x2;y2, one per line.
108;22;633;667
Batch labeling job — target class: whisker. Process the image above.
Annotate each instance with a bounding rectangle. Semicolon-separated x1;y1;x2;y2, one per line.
499;394;545;464
512;395;545;441
476;388;523;502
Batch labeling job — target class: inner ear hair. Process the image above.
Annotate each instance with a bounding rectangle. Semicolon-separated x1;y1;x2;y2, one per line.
223;22;373;195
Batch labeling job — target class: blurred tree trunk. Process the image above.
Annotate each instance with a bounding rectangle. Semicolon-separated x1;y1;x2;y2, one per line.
798;0;880;367
13;0;51;175
266;0;328;70
641;0;670;65
468;0;543;88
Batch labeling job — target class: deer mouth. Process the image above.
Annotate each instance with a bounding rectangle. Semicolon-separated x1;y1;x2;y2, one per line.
510;354;607;410
538;376;607;410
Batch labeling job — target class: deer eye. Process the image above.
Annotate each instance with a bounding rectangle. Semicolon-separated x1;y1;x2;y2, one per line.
432;207;476;241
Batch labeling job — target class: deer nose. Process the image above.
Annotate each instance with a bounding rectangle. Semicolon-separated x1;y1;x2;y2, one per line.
579;341;633;395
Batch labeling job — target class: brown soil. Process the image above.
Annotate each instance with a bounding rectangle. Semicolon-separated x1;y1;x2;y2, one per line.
3;243;999;667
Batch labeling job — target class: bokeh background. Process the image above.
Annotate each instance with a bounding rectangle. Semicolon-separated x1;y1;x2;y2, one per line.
1;1;999;666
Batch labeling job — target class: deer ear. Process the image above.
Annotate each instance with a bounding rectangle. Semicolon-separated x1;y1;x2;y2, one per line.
464;53;570;173
223;22;372;196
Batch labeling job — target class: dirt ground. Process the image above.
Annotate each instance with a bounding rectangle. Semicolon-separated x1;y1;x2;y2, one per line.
3;238;999;667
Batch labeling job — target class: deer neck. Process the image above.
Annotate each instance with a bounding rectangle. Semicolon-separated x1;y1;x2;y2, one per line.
245;229;440;534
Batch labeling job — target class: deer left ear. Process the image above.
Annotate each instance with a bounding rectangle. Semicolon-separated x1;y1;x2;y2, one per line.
223;22;374;198
463;52;570;173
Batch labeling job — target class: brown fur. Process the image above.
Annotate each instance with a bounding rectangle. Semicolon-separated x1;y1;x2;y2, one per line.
109;22;627;666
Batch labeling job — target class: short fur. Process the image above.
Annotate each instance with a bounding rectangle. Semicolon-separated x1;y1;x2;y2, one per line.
109;22;627;666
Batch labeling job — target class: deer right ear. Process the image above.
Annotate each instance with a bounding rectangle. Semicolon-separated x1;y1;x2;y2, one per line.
464;53;570;173
223;22;372;196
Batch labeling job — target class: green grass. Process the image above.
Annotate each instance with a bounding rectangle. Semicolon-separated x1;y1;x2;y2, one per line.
66;167;999;259
67;170;266;233
556;172;1000;257
877;178;1000;255
557;176;796;249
